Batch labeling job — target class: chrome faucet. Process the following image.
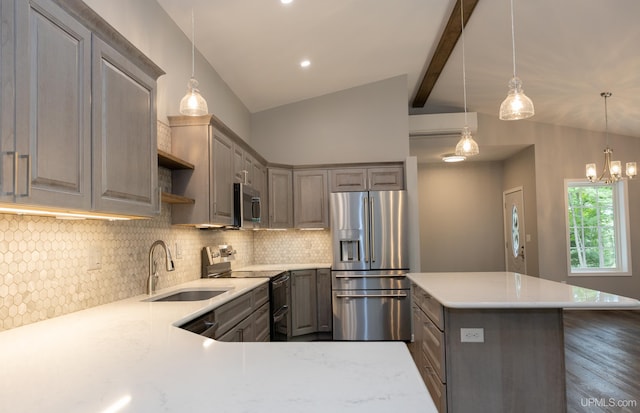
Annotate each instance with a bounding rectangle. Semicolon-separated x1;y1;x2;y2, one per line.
148;240;175;295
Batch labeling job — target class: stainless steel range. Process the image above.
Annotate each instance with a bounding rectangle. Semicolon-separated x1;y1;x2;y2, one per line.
201;249;291;341
330;190;411;341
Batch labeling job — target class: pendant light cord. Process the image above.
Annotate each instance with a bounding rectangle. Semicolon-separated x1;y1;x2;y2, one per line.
510;0;516;77
603;92;610;148
461;0;468;124
191;9;195;78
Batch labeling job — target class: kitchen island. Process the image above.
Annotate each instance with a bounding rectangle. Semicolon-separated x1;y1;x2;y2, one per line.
408;272;640;413
0;277;435;413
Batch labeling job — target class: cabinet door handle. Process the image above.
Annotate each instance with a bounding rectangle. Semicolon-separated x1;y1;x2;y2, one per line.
1;151;17;196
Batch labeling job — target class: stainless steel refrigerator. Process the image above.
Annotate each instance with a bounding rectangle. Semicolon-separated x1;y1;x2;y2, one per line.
330;190;411;341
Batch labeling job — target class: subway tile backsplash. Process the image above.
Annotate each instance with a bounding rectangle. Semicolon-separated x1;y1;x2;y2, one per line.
0;122;332;332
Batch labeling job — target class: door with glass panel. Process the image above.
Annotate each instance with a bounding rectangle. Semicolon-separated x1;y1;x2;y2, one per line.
504;187;526;274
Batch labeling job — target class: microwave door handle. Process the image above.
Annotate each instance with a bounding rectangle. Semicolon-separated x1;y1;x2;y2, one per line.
363;196;369;263
252;196;261;221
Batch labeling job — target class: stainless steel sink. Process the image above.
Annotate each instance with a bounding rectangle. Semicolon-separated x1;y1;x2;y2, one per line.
145;289;230;302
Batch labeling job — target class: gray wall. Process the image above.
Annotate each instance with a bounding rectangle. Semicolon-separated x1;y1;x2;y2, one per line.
479;114;640;298
83;0;252;141
417;161;505;272
251;76;410;165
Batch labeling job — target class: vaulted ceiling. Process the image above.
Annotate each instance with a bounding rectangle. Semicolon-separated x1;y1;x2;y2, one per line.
157;0;640;139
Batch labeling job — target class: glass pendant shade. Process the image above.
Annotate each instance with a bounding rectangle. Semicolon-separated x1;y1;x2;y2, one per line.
499;77;534;120
455;126;479;157
180;77;208;116
626;162;637;178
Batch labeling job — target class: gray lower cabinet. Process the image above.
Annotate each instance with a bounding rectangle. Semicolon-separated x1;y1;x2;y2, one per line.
316;268;332;332
215;283;270;342
291;269;318;336
293;169;329;228
411;283;567;413
1;0;162;217
268;167;293;228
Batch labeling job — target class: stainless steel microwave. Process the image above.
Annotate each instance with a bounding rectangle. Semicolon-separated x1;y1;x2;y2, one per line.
233;183;261;228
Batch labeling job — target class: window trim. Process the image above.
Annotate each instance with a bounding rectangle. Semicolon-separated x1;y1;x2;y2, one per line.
564;179;632;277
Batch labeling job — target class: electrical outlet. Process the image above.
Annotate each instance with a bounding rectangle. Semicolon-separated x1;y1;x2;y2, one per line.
460;328;484;343
87;248;102;271
174;242;182;259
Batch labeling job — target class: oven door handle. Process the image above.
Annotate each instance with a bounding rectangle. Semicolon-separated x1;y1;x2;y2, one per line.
272;305;289;323
271;274;290;287
335;293;408;299
201;321;219;339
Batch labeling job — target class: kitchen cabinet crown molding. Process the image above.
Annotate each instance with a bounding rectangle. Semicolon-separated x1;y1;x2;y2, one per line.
52;0;164;79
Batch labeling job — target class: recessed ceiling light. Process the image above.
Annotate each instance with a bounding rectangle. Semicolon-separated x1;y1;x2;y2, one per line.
442;154;466;163
300;59;311;68
281;0;293;4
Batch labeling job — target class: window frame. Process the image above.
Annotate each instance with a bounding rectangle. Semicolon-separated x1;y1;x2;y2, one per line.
564;179;632;276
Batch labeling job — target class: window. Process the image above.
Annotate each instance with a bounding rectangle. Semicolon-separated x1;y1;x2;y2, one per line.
565;180;631;276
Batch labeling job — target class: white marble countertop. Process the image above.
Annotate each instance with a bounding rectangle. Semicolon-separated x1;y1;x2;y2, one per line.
408;272;640;309
0;277;434;413
236;262;331;271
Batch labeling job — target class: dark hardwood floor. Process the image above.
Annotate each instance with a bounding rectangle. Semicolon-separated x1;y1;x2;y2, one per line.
564;310;640;413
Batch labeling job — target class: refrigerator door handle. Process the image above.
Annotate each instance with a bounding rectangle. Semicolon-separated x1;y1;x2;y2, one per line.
370;196;375;263
335;293;408;299
363;196;369;263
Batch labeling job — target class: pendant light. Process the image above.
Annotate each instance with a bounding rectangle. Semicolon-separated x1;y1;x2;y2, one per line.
586;92;636;183
179;10;208;116
499;0;534;121
455;0;479;157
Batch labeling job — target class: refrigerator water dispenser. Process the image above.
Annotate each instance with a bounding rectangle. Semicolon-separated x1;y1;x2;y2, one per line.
340;240;361;262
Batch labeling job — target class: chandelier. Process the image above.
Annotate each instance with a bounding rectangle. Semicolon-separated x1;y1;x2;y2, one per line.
585;92;636;183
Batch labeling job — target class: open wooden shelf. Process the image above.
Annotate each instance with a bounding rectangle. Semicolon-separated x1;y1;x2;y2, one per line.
161;191;195;204
157;149;194;170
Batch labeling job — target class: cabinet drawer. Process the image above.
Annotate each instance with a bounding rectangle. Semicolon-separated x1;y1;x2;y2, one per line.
412;285;444;330
252;283;269;308
217;313;253;342
214;292;253;338
421;316;446;382
423;359;447;413
253;302;271;342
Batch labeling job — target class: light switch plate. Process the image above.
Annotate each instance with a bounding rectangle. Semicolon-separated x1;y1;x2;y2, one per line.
460;328;484;343
87;248;102;271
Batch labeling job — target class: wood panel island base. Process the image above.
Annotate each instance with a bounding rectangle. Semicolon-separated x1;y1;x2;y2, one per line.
407;272;640;413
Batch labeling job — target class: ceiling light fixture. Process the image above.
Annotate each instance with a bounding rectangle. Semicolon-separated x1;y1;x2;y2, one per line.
300;59;311;68
586;92;636;183
442;153;466;163
179;10;208;116
281;0;293;4
454;0;479;158
499;0;534;121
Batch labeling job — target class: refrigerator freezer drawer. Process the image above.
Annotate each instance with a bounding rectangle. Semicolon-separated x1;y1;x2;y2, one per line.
332;289;411;341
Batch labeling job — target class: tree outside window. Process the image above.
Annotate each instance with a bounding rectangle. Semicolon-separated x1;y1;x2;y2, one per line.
565;180;631;276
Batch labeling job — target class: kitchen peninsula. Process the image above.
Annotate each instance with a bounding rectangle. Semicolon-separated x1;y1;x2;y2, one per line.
0;277;435;413
408;272;640;413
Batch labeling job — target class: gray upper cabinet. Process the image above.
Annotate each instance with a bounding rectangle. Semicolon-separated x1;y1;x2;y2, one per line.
6;0;91;208
1;0;163;217
268;167;293;228
91;37;159;216
293;169;329;228
211;129;234;225
170;117;234;227
329;165;404;192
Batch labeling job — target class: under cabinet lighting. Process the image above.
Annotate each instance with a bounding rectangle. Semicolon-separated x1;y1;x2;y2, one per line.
0;206;132;221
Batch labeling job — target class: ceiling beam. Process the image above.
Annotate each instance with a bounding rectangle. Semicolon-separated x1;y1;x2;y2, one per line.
412;0;480;108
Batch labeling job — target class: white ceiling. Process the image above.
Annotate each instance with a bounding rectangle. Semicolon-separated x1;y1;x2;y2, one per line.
157;0;640;154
